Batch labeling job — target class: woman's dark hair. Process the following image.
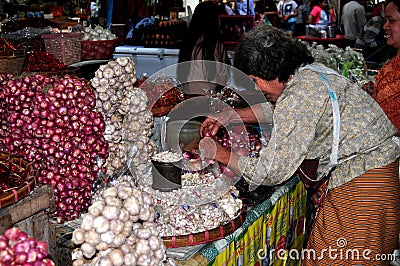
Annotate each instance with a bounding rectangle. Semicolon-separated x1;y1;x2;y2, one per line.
178;1;224;62
234;26;314;83
388;0;400;12
310;0;326;10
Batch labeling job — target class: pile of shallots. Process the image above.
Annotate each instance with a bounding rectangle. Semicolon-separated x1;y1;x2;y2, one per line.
0;227;56;265
71;180;174;266
91;57;156;181
0;74;108;223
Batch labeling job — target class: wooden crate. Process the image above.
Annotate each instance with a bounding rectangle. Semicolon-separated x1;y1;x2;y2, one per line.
53;219;82;266
0;185;57;259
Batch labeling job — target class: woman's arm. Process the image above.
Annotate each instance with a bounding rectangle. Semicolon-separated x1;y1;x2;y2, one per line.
200;102;273;137
307;13;315;24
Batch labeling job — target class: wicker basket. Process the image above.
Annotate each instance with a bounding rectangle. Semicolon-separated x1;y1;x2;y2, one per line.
81;39;119;60
42;33;83;65
26;66;80;77
0;49;26;75
0;152;37;209
162;206;247;248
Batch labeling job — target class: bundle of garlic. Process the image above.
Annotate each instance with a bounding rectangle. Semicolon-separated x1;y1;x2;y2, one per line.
122;86;157;188
71;182;170;266
92;58;137;119
82;25;118;41
91;57;156;178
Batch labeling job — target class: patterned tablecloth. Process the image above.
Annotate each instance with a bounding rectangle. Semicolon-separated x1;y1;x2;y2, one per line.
174;176;307;266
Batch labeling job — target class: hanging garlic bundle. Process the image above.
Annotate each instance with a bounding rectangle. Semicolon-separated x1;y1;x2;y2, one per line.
91;57;156;177
123;88;156;187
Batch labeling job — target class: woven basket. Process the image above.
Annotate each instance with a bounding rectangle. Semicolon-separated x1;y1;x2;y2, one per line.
0;49;26;75
81;39;118;60
26;66;80;77
42;33;83;65
0;152;37;209
162;206;247;248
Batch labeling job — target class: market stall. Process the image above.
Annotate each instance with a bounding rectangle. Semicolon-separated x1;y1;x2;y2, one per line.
296;34;346;48
0;10;374;265
0;50;308;265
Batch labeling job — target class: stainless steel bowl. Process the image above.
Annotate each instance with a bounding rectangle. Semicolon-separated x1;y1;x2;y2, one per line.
165;120;202;153
151;159;182;192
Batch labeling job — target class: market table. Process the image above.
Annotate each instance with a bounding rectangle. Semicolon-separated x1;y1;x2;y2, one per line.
296;34;346;48
172;176;307;265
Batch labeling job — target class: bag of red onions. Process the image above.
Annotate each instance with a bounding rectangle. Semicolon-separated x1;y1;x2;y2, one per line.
0;227;56;265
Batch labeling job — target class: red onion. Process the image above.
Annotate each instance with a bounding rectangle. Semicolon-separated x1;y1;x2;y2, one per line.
207;125;262;177
0;228;55;265
0;74;109;222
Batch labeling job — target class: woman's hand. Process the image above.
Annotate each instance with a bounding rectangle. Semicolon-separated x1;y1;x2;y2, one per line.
196;137;219;160
194;137;242;176
200;111;236;137
195;137;230;164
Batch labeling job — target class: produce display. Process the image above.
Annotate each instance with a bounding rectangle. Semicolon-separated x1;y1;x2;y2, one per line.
0;227;56;265
80;26;119;61
207;124;262;157
144;151;244;238
91;57;156;179
81;26;118;41
22;51;67;73
307;43;368;85
151;151;182;163
0;43;257;263
150;183;243;237
0;74;108;223
139;76;184;117
71;179;173;266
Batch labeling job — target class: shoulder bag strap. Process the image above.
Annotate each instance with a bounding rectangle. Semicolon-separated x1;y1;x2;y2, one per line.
319;73;340;177
299;65;341;180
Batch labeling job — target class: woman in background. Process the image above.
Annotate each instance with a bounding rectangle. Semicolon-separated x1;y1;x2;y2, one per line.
177;1;231;95
307;0;329;27
373;0;400;135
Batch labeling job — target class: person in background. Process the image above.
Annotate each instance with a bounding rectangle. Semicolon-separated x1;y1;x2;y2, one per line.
277;0;299;36
372;0;400;136
177;1;231;95
217;0;235;15
265;0;279;26
234;0;256;18
197;25;400;265
354;1;386;60
329;3;337;28
307;0;329;27
295;0;308;36
341;0;366;47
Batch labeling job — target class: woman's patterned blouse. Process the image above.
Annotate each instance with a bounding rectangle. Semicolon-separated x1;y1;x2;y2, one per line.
373;54;400;136
238;63;400;189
